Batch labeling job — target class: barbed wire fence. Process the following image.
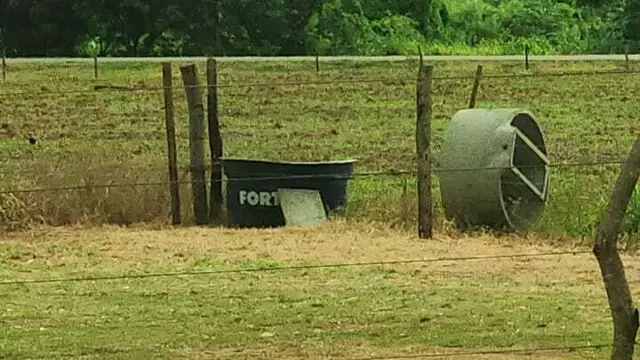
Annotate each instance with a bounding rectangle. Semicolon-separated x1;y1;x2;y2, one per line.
0;247;626;359
0;248;615;359
1;58;640;358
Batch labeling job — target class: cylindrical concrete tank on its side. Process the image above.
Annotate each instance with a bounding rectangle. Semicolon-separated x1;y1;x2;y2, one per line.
438;108;550;230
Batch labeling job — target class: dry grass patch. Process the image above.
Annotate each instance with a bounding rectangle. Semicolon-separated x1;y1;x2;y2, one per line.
0;221;621;284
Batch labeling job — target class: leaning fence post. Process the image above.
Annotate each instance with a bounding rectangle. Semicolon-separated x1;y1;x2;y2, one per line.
469;64;483;108
180;64;209;225
162;63;181;225
206;58;224;222
416;60;433;239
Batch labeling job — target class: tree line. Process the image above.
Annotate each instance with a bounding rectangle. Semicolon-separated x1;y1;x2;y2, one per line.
0;0;639;57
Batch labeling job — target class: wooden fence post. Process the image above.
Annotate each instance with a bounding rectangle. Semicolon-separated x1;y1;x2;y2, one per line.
2;48;6;81
94;55;98;79
206;58;224;222
625;51;630;72
469;64;483;108
416;61;433;239
401;177;409;225
180;64;209;225
524;44;530;70
162;63;181;225
593;137;640;360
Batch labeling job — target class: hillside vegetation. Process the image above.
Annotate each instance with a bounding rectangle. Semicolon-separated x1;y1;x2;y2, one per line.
1;0;640;57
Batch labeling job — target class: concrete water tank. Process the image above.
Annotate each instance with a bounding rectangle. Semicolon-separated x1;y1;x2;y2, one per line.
438;108;550;230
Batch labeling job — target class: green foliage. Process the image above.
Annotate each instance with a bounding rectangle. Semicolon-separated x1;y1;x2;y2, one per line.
625;0;640;50
311;1;426;56
623;186;640;235
500;0;584;53
579;3;626;53
0;0;634;56
75;37;100;57
440;0;504;45
370;15;425;55
311;0;377;55
151;30;187;56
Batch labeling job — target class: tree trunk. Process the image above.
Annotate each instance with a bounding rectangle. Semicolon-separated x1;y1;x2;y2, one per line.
593;137;640;360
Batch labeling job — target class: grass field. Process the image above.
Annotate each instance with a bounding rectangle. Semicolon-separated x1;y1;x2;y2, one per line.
0;58;639;238
0;222;624;359
2;58;640;359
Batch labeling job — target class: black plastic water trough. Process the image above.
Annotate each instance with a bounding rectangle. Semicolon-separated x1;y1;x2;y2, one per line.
221;158;356;228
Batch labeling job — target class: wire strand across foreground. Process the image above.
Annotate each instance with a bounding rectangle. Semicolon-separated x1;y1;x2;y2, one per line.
342;344;610;359
0;250;591;286
1;68;640;97
17;343;612;360
0;159;629;195
344;344;611;359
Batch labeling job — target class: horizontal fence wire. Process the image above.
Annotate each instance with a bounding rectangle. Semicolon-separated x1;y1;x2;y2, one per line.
0;250;591;286
3;125;635;143
3;274;610;300
342;344;611;359
15;343;612;360
0;157;626;178
1;68;640;97
0;159;629;195
5;274;623;301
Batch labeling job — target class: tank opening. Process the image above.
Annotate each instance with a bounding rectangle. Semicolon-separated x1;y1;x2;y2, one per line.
511;129;549;199
508;112;549;200
511;113;547;155
499;112;550;229
500;169;546;229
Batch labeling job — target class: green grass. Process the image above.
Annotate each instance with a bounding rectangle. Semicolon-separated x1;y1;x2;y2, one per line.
0;58;639;239
0;225;614;359
0;270;610;359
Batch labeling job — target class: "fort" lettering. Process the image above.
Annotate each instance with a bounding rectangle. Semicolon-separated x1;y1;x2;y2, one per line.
238;190;280;207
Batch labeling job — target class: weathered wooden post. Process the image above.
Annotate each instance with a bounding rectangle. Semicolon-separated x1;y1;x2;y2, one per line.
180;64;209;225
